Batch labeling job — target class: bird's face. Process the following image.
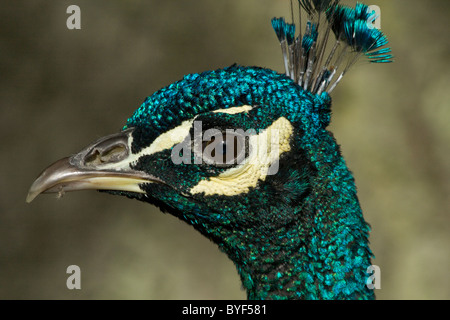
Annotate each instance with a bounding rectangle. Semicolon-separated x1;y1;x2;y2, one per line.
28;65;331;247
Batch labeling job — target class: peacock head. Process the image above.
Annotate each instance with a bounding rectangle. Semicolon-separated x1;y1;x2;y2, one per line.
26;64;330;255
27;1;391;299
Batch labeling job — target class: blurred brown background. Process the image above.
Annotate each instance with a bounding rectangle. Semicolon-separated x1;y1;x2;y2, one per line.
0;0;448;299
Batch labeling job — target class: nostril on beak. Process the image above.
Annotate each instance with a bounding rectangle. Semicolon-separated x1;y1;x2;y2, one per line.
84;144;128;166
99;145;128;163
78;129;133;167
84;149;101;165
66;128;134;168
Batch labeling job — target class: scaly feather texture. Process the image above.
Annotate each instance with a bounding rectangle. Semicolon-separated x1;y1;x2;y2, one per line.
28;0;392;300
272;0;392;94
122;65;373;299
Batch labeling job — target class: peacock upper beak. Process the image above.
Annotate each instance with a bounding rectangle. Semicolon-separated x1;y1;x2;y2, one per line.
26;128;164;203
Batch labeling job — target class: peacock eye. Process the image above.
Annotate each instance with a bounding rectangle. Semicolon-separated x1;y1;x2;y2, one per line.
201;131;246;167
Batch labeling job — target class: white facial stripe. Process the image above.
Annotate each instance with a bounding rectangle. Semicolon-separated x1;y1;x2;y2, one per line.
98;118;194;171
142;119;194;156
128;118;195;167
190;117;293;196
213;105;253;114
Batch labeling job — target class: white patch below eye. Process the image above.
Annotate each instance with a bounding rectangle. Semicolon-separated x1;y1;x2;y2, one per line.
189;116;293;196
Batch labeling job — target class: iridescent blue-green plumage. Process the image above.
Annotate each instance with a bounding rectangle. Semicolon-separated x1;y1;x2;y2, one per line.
271;1;392;94
301;22;318;53
29;0;391;300
327;3;393;64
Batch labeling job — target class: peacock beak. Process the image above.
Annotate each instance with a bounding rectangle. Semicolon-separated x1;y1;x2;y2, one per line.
26;128;164;203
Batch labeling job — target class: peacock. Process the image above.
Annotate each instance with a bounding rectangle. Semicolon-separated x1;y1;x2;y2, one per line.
27;0;392;300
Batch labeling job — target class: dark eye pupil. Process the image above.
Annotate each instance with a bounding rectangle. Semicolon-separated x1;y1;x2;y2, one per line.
220;140;227;155
205;138;228;158
201;133;243;166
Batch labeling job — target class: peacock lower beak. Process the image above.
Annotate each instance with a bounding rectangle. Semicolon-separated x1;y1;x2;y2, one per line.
26;128;163;203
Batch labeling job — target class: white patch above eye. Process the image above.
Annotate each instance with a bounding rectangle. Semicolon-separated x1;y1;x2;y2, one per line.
190;116;293;196
143;119;194;156
213;105;253;115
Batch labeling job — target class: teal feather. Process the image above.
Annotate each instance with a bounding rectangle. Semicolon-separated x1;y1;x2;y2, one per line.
302;22;318;53
285;23;296;45
271;18;286;42
327;3;393;64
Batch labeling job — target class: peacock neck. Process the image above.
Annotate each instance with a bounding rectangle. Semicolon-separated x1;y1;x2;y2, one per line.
170;125;375;299
228;197;375;300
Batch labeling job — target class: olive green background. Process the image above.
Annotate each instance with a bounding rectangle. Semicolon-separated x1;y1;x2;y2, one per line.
0;0;448;299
